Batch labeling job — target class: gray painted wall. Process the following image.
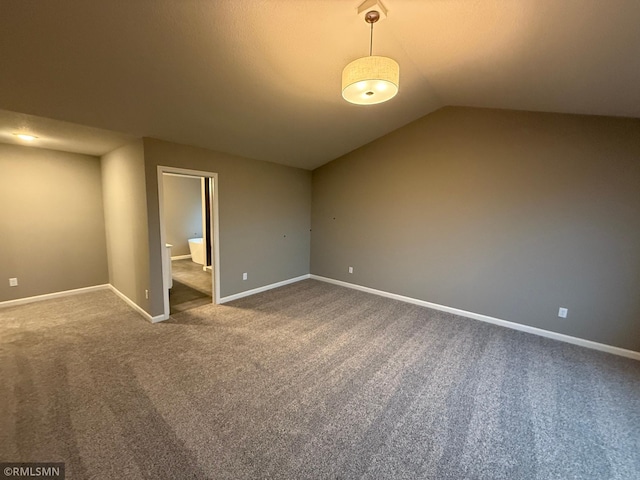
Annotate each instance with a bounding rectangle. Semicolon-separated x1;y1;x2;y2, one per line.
0;143;108;301
101;140;151;312
311;107;640;351
162;174;202;257
143;138;312;316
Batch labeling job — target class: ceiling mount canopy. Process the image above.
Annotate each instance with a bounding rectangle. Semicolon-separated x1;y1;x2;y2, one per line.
342;0;399;106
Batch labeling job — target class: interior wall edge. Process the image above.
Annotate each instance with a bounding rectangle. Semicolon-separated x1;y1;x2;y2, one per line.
107;284;164;323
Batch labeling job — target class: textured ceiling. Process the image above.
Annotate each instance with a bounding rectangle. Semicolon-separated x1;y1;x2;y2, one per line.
0;0;638;169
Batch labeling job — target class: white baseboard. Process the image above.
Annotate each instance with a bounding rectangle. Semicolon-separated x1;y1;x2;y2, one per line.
219;274;311;304
151;313;169;323
0;284;110;308
107;285;168;323
0;283;165;324
171;254;192;261
310;275;640;361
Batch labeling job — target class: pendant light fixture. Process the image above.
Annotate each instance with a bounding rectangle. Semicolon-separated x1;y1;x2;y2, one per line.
342;3;399;105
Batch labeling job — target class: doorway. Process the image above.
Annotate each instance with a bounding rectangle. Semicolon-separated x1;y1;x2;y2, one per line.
157;167;220;318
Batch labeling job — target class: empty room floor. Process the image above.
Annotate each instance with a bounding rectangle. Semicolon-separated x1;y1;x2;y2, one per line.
1;280;639;479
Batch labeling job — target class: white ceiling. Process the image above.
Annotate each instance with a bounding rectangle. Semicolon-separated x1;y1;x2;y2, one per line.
0;0;638;169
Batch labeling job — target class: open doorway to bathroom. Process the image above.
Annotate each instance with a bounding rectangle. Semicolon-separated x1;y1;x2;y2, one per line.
157;167;220;317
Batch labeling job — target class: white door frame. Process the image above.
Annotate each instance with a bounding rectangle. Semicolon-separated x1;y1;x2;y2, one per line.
157;166;221;318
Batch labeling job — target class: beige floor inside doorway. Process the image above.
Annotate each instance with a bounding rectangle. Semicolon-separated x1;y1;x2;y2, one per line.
169;258;212;314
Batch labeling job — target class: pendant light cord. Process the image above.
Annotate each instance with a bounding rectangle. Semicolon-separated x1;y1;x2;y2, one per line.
369;21;374;56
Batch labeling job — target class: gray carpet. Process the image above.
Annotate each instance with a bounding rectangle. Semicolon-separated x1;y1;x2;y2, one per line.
0;279;638;479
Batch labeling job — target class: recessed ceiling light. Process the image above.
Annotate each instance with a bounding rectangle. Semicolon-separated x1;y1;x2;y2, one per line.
13;133;38;141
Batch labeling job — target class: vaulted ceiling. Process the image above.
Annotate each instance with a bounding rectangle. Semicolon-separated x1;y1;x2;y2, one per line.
1;0;639;169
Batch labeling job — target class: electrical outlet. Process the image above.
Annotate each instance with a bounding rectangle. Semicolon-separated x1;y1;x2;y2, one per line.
9;278;18;287
348;266;353;274
145;289;149;299
242;272;248;281
558;307;568;318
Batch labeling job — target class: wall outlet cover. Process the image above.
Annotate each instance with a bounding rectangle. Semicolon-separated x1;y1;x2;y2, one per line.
558;307;568;318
